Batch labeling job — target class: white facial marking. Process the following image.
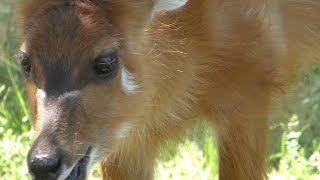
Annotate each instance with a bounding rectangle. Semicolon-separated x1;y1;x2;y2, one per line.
121;67;139;94
154;0;187;11
36;89;47;99
36;89;80;100
117;122;133;139
20;42;27;53
57;90;81;100
36;89;51;129
36;89;81;130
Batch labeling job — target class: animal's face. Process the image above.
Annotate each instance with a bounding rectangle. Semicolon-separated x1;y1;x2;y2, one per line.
19;1;152;179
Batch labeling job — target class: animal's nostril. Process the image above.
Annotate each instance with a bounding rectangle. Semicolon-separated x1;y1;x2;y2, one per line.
28;154;60;179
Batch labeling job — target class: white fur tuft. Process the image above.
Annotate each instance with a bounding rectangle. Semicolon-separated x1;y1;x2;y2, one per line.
154;0;187;11
121;67;139;94
58;90;80;100
36;89;47;99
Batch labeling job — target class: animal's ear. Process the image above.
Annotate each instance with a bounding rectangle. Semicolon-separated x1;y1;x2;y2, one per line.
16;0;37;35
154;0;186;12
16;0;60;35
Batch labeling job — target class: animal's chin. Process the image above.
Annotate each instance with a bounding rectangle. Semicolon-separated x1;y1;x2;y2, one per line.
65;147;92;180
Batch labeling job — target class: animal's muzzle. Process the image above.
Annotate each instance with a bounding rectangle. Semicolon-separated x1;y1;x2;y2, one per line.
27;135;62;180
27;134;92;180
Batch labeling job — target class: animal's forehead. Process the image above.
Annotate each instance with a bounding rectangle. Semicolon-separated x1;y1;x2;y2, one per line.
20;1;122;94
23;1;118;62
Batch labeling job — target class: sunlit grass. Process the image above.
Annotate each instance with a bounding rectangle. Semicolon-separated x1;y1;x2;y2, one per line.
0;131;31;180
155;130;219;180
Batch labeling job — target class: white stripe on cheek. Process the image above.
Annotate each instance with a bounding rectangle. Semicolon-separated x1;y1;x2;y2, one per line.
121;67;139;94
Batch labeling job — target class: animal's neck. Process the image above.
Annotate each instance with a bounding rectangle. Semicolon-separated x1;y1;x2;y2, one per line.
132;7;206;122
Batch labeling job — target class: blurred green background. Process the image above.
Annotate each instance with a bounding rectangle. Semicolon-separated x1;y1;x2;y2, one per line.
0;1;319;179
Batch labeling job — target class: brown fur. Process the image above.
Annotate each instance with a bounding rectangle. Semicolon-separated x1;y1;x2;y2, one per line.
18;0;320;179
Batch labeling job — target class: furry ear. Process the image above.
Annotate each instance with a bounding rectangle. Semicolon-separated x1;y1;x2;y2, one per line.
154;0;186;12
94;0;158;36
16;0;63;35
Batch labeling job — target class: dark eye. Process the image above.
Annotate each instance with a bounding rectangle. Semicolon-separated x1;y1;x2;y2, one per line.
93;52;118;79
18;52;32;78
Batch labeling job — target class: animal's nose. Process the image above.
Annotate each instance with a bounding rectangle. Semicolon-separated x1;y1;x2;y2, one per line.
28;153;61;179
27;135;62;180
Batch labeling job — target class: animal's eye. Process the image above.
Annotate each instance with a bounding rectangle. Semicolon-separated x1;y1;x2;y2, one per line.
93;52;118;79
18;52;32;78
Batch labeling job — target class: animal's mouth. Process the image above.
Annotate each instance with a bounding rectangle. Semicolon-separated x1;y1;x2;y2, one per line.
65;147;92;180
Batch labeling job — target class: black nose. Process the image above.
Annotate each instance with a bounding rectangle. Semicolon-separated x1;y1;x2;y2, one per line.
28;153;60;179
27;136;62;180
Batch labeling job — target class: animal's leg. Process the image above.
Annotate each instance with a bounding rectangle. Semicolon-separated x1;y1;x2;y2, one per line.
209;87;270;180
217;117;268;180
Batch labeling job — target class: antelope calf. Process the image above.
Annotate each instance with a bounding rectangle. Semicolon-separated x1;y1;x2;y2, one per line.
18;0;320;179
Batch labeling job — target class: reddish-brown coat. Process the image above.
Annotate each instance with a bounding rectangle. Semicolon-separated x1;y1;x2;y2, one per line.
18;0;320;179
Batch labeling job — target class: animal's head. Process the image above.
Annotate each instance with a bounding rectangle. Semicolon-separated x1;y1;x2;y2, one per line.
18;0;155;179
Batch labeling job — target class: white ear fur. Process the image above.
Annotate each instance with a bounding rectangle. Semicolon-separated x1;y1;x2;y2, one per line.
154;0;187;12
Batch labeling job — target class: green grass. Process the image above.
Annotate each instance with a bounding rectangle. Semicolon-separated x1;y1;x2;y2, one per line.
155;124;219;180
0;1;320;179
0;1;32;179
